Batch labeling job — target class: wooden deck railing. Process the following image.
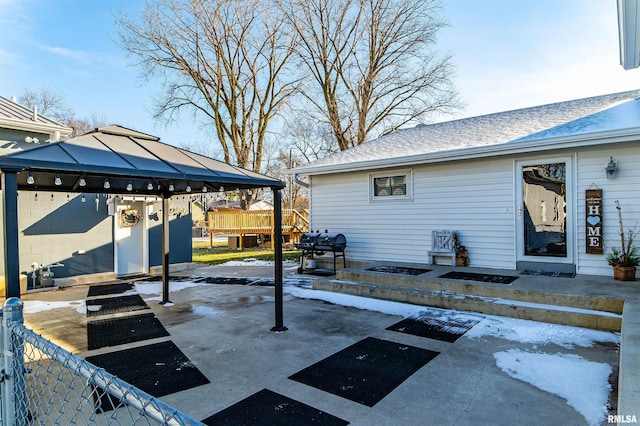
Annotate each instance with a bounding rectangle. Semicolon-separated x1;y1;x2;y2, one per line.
207;209;309;248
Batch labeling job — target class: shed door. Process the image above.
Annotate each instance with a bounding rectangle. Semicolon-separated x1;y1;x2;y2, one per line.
516;158;574;270
115;202;146;276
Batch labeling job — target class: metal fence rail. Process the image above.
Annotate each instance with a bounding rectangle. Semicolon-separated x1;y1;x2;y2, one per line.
0;298;204;425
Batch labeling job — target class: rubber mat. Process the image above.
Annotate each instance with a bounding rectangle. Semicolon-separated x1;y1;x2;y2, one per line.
87;282;134;297
387;311;484;343
439;271;518;284
86;294;150;317
366;265;432;275
520;270;575;278
86;341;210;400
289;337;439;407
87;313;170;350
202;389;349;425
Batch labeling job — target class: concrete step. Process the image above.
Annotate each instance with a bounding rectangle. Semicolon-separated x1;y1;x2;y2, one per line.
311;266;623;332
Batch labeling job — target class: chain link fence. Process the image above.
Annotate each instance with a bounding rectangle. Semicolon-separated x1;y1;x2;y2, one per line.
0;298;204;425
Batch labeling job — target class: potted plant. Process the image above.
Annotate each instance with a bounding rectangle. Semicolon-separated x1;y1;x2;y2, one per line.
607;201;639;281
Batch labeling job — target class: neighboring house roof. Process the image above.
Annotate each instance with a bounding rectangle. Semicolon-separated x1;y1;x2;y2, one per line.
0;125;285;195
294;89;640;175
0;95;72;137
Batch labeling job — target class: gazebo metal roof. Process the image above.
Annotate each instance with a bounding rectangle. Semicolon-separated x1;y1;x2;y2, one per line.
0;125;287;331
0;125;285;195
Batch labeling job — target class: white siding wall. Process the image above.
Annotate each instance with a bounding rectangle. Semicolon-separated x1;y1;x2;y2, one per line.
309;141;640;276
310;158;516;269
576;143;640;275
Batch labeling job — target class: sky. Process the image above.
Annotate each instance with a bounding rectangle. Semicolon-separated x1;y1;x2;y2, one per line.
1;0;640;149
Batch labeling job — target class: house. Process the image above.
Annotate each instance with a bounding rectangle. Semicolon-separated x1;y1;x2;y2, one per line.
292;90;640;277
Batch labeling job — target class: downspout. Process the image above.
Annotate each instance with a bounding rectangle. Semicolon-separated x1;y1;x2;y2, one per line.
293;173;309;189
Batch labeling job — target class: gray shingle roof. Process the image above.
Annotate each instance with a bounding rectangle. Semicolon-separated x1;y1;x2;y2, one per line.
294;89;640;174
0;95;68;129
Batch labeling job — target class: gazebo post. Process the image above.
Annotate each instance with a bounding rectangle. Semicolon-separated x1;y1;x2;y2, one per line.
1;170;21;298
271;187;287;332
160;196;171;304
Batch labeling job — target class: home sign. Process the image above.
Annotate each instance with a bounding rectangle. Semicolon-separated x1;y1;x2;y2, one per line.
585;189;603;254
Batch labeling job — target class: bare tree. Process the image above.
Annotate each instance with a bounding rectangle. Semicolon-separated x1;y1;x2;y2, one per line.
281;0;459;150
281;115;338;163
18;88;109;137
116;0;299;207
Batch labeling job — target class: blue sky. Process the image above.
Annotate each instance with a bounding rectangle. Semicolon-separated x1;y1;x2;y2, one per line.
1;0;640;148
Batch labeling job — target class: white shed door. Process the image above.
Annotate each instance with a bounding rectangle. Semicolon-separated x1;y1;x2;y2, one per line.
115;202;146;276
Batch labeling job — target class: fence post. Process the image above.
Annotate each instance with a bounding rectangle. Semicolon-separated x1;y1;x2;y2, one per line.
1;298;26;426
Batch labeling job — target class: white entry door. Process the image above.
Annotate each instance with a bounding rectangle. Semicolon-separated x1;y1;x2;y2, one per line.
115;201;146;276
515;158;574;268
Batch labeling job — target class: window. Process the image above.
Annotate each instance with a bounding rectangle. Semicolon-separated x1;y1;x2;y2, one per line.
370;170;412;201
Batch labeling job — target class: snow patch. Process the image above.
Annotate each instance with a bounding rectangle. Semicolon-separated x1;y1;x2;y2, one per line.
494;349;612;425
222;259;298;267
23;300;86;315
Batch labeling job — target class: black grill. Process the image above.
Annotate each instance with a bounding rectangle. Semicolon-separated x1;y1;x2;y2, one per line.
295;232;347;275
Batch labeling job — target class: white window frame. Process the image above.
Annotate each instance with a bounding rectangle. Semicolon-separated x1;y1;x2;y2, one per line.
369;169;413;203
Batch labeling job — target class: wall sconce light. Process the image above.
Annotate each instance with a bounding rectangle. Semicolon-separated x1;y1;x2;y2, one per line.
147;181;154;191
27;171;35;185
168;182;175;192
79;175;86;187
126;181;133;191
605;157;618;179
54;173;62;186
104;178;111;189
186;183;192;193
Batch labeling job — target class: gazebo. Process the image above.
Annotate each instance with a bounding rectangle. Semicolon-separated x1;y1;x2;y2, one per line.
0;125;288;331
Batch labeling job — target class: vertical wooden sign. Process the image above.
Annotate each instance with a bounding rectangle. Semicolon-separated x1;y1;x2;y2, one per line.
585;189;603;254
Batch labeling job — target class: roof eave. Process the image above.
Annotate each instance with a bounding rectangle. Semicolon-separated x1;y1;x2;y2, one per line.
292;127;640;175
0;117;73;137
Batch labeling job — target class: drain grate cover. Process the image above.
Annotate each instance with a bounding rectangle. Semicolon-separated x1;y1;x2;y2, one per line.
387;311;484;343
202;389;348;425
366;265;432;275
87;282;134;297
439;271;518;284
289;337;439;407
86;294;150;317
87;313;170;350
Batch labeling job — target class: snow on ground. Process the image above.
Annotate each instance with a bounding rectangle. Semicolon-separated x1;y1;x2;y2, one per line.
220;259;298;267
23;300;86;315
495;349;612;425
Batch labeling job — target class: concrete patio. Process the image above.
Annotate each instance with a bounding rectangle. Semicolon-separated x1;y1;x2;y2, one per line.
14;261;636;425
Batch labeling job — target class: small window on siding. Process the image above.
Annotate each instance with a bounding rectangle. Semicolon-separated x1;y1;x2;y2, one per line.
370;170;412;201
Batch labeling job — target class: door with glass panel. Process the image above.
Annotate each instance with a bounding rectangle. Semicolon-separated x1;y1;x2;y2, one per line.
516;159;574;266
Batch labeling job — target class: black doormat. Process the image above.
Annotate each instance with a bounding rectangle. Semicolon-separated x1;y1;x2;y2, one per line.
87;313;170;350
520;270;576;278
387;311;484;343
439;271;518;284
366;265;432;275
86;294;150;317
202;389;349;426
289;337;439;407
86;340;210;402
87;282;134;297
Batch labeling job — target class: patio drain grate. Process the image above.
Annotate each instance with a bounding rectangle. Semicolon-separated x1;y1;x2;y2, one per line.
87;313;170;350
289;337;439;407
202;389;349;425
87;340;210;411
366;265;432;275
87;282;134;297
387;311;484;343
439;271;518;284
86;294;150;317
